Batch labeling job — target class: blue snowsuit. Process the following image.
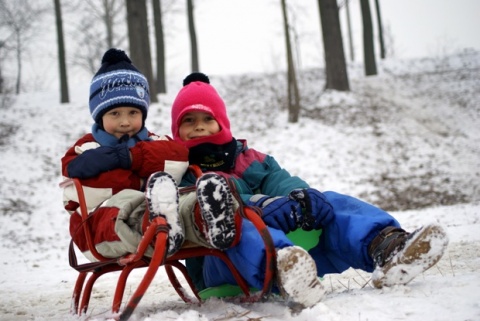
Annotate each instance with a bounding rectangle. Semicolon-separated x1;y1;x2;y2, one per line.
182;139;400;291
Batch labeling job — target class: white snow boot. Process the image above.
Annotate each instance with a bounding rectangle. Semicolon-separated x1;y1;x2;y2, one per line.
276;246;324;309
369;223;449;288
145;171;184;256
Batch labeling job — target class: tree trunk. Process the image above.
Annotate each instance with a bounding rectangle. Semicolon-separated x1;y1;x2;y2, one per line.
281;0;300;123
104;0;114;48
0;62;4;94
15;33;21;95
74;1;126;74
374;0;385;59
54;0;69;103
360;0;377;75
345;0;354;62
317;0;350;91
187;0;199;72
126;0;158;102
152;0;166;93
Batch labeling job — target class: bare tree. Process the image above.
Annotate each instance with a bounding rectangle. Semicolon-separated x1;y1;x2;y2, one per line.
152;0;166;93
344;0;355;61
360;0;377;75
187;0;199;72
53;0;69;103
317;0;350;91
72;0;126;74
126;0;158;102
0;51;4;94
0;28;8;95
0;0;48;94
280;0;300;123
101;0;117;48
374;0;385;59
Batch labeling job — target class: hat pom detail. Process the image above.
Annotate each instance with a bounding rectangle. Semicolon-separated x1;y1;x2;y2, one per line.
183;72;210;86
101;48;132;65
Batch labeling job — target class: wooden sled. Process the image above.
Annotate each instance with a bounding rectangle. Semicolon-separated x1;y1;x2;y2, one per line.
62;176;276;321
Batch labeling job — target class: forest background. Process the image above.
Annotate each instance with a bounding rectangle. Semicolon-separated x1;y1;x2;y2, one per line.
1;0;479;103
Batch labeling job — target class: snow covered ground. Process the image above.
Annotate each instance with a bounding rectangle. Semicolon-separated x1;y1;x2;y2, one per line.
0;51;479;320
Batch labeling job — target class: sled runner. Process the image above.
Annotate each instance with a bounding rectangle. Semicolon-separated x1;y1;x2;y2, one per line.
61;172;276;321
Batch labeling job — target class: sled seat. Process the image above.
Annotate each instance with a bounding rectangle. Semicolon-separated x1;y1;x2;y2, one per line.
61;177;276;321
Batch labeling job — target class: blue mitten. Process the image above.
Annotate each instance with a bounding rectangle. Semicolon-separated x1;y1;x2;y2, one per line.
289;188;334;230
248;195;303;233
67;141;131;178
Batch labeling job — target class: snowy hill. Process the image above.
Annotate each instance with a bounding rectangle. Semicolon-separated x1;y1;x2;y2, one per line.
0;52;479;321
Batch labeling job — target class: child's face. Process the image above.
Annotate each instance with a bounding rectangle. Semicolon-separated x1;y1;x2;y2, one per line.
102;106;143;139
178;111;220;141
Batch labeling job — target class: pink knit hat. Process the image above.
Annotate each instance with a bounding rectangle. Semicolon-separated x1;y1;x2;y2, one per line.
171;73;232;148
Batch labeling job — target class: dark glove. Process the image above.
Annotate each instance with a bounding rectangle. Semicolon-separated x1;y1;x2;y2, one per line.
248;195;303;233
288;188;334;230
67;140;131;178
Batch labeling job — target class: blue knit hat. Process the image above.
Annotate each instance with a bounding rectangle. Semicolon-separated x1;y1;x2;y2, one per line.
89;48;150;124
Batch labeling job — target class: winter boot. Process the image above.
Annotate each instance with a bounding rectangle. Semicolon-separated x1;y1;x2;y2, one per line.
368;223;448;288
195;173;236;250
145;171;184;256
276;246;324;309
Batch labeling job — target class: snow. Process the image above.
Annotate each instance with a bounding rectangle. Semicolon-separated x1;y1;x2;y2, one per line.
1;52;480;321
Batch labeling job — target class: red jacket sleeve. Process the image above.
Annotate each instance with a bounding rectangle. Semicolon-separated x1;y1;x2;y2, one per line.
130;140;189;179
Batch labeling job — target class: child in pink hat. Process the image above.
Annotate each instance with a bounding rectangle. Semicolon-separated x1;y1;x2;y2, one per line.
168;72;448;308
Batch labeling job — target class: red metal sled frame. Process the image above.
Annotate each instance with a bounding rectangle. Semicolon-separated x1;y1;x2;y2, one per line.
63;177;276;321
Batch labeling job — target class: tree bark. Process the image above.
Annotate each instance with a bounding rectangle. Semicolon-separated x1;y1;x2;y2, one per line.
187;0;199;72
317;0;350;91
374;0;385;59
345;0;355;62
54;0;69;103
126;0;158;102
15;33;21;95
103;0;114;48
360;0;377;75
281;0;300;123
152;0;166;93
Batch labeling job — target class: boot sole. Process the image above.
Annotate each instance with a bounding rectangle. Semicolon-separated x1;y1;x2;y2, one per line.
277;246;324;308
145;172;184;255
196;173;235;250
372;223;449;288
